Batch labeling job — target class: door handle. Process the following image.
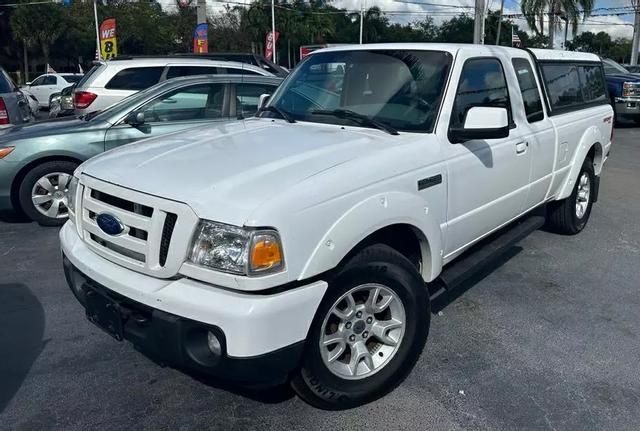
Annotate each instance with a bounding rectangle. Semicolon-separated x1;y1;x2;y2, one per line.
516;141;528;154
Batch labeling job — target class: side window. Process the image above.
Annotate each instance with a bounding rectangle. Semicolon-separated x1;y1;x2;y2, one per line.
43;76;57;86
141;84;226;122
579;65;607;103
541;63;584;111
511;58;544;123
165;66;219;80
236;83;277;116
105;67;164;90
450;58;511;130
31;76;45;86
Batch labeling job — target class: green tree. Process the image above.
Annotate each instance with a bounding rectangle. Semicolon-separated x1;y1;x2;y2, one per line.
11;3;66;66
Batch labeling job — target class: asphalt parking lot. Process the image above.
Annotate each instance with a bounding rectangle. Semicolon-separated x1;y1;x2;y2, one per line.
1;128;639;431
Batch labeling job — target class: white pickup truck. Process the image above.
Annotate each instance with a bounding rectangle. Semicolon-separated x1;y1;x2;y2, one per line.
60;44;612;409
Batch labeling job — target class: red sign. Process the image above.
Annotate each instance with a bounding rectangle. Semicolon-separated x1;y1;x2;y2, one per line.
265;31;279;61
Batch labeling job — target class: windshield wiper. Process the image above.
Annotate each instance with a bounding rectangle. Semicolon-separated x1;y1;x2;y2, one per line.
310;109;399;135
260;105;296;123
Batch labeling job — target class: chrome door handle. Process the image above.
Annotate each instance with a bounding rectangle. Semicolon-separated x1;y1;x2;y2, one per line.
516;141;528;154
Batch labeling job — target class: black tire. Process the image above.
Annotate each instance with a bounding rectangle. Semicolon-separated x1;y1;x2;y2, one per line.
546;157;595;235
18;160;78;226
291;244;430;410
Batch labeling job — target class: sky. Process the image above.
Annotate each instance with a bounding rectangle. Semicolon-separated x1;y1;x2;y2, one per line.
158;0;636;41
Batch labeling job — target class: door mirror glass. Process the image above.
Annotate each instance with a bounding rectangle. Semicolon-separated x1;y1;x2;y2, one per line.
258;93;270;111
449;106;509;143
125;111;145;126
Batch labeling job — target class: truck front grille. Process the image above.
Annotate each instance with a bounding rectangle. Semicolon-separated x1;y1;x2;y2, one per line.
77;175;199;278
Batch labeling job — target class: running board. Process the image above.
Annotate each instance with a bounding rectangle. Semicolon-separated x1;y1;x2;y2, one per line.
429;216;545;303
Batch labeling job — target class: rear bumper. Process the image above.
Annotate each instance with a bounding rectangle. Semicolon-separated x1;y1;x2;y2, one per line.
60;221;327;383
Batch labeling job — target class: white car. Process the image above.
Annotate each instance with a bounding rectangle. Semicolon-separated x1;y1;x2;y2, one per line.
22;73;83;108
73;56;275;116
60;44;612;409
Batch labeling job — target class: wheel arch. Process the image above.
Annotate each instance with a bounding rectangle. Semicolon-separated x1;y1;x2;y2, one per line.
298;192;443;282
10;154;83;211
557;127;605;201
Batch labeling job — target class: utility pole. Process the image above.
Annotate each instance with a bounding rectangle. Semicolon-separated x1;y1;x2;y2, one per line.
473;0;485;44
197;0;207;25
632;0;640;65
496;0;504;45
271;0;276;63
23;40;28;83
359;0;365;44
93;0;101;60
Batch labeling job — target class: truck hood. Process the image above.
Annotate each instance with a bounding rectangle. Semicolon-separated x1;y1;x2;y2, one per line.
605;73;640;84
80;119;398;225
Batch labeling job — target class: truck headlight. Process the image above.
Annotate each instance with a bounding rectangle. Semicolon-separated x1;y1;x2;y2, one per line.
189;221;284;275
623;82;635;97
67;176;79;215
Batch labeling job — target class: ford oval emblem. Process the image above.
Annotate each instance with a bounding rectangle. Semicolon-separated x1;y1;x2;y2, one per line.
96;213;124;236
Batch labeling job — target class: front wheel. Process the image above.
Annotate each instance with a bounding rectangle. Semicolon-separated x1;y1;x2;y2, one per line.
18;160;78;226
546;157;595;235
291;244;430;409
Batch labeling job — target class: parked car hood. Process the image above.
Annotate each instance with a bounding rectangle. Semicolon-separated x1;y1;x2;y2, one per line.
79;118;401;225
0;116;107;141
605;73;640;84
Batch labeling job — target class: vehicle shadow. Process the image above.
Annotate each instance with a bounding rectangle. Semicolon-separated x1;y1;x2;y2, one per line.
185;371;296;404
431;246;523;314
0;283;46;414
0;209;31;224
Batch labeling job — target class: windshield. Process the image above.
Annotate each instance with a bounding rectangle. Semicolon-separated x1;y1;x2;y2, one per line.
603;59;629;75
62;75;83;83
267;49;452;133
84;79;176;122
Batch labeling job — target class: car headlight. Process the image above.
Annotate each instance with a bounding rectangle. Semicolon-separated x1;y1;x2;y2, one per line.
189;221;284;275
67;176;79;215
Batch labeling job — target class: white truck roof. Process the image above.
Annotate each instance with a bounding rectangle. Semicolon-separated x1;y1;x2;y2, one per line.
314;43;602;63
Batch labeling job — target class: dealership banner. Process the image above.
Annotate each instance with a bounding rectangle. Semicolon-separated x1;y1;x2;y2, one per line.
99;18;118;60
193;23;208;54
265;31;279;61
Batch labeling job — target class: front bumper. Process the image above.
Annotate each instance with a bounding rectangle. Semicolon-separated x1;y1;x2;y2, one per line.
60;222;327;383
614;98;640;116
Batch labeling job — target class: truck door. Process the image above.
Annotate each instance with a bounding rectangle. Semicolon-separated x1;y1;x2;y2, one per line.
442;54;531;258
509;56;555;208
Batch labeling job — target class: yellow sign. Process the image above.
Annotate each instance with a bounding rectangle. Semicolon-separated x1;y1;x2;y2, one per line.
99;18;118;60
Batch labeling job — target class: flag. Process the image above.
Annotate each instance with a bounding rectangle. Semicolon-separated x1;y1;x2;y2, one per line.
511;28;522;48
79;64;84;74
193;23;208;54
46;64;57;73
265;31;279;61
99;18;118;60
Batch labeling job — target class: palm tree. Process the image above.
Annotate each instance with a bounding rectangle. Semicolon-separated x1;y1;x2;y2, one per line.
521;0;594;48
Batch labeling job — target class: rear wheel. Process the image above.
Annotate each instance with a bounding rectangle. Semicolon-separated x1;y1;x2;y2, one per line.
18;160;78;226
291;244;429;410
546;157;595;235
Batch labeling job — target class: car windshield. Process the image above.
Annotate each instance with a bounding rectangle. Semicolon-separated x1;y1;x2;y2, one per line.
62;75;83;83
266;49;452;133
603;59;629;75
83;80;177;122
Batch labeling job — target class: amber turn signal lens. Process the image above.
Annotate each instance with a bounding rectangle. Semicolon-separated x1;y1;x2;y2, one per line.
250;234;283;272
0;147;14;159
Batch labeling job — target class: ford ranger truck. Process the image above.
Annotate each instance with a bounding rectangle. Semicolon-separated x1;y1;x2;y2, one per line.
60;44;612;409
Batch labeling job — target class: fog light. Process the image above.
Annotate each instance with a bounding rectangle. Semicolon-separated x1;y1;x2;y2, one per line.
207;331;222;356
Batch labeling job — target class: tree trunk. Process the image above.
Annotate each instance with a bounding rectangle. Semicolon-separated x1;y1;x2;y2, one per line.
42;42;50;69
287;38;291;69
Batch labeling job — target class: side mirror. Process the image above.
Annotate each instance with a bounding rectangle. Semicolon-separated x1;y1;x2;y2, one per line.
258;94;271;111
125;111;145;126
449;106;510;143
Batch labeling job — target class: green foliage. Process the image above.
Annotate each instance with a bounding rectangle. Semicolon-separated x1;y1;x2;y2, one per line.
0;0;631;72
567;31;632;63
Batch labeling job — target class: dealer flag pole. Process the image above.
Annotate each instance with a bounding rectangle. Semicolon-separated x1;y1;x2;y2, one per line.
93;0;101;61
